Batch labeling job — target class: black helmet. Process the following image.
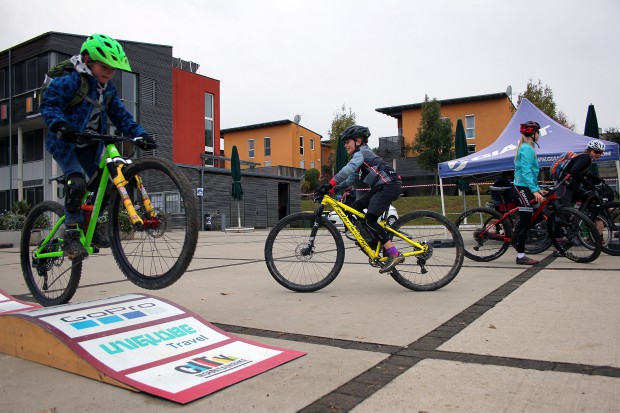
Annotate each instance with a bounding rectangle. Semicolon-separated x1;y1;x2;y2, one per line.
340;125;370;143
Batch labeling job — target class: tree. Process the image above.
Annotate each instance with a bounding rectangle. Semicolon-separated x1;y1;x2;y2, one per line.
410;96;454;194
326;103;356;173
603;127;620;145
517;79;574;130
301;168;320;193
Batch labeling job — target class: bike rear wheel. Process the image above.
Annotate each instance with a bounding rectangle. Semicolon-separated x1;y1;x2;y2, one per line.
389;211;464;291
264;212;345;292
548;207;601;263
454;207;511;262
20;201;82;306
108;158;198;289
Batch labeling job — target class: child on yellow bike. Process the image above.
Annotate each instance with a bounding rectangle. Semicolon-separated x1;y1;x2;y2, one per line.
316;125;403;273
40;33;156;261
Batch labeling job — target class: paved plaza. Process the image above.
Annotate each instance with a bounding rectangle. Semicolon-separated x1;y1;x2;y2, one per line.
0;230;618;412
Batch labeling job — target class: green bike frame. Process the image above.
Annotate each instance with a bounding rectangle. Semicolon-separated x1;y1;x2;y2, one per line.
33;142;155;259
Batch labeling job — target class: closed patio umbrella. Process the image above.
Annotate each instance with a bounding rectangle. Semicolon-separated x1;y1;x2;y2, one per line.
230;145;243;227
336;137;348;173
455;119;469;208
584;104;600;176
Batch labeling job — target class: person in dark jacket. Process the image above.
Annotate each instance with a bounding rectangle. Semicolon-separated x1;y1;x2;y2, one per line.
559;139;605;205
316;125;403;273
552;139;606;257
40;33;156;261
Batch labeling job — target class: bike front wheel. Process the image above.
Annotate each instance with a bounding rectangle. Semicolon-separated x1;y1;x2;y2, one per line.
108;158;198;289
264;212;345;292
20;201;82;306
454;207;511;262
389;211;464;291
548;207;601;263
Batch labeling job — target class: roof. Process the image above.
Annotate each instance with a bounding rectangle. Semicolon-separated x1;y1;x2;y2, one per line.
221;120;322;138
1;31;172;53
375;92;509;119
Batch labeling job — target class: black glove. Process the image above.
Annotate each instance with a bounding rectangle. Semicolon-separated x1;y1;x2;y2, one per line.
133;133;157;150
55;123;79;143
314;183;333;199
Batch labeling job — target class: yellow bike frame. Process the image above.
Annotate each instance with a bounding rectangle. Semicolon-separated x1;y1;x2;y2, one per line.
321;196;429;262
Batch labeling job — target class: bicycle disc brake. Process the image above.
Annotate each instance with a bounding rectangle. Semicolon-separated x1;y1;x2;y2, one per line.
416;242;432;274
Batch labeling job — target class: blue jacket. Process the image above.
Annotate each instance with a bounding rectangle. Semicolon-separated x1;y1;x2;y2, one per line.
40;70;146;164
513;143;541;193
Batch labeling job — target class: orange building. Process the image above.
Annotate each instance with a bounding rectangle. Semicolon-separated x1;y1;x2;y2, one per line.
376;92;515;155
221;120;323;171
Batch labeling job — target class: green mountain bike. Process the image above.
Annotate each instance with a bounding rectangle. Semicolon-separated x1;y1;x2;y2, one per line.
20;133;198;306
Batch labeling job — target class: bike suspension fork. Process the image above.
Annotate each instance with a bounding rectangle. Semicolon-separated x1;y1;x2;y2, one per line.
302;206;325;255
106;159;143;226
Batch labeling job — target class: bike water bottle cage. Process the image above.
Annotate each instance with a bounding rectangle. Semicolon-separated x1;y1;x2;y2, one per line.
65;173;87;213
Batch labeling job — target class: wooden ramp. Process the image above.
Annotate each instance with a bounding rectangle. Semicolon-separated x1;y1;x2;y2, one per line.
0;312;137;391
0;290;305;404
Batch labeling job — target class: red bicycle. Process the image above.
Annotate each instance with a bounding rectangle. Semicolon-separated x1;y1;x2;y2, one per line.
454;181;602;263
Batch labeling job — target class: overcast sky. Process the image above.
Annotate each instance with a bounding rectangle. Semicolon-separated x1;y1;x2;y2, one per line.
2;0;619;148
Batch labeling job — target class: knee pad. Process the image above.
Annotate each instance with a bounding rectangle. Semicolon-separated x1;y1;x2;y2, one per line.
65;173;87;214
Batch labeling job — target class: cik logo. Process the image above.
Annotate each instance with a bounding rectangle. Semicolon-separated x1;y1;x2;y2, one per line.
175;354;251;378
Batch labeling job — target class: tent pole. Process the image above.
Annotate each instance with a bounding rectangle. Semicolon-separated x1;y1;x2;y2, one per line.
439;177;446;217
616;160;620;193
476;180;482;208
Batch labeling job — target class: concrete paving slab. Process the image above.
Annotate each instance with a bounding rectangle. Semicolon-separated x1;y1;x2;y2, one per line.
438;269;620;367
352;359;619;413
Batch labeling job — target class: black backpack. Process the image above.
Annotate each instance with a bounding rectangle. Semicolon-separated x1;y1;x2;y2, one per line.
39;59;111;110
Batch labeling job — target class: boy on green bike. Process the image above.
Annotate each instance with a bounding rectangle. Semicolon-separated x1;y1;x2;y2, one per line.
40;33;156;261
316;125;404;273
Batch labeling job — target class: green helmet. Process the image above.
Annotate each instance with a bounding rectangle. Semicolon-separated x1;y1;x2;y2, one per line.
81;34;132;71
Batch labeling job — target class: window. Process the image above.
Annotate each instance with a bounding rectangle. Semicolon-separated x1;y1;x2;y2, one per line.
23;186;44;208
264;137;271;157
310;161;315;169
467;144;476;154
109;70;138;119
264;160;271;167
0;69;7;99
11;53;49;95
300;136;304;155
0;135;18;166
23;130;44;162
249;139;255;158
300;160;305;169
165;193;181;214
465;115;475;139
0;189;18;212
204;93;214;166
310;138;315;150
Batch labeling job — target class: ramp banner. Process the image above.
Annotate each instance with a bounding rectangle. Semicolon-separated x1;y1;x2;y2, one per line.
0;291;305;404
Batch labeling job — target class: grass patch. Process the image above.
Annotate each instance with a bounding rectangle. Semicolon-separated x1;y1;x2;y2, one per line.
301;194;490;221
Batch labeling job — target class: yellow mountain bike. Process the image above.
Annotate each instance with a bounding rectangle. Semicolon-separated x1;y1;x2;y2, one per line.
264;193;464;292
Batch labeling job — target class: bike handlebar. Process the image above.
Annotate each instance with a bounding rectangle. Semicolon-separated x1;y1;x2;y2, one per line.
75;132;134;145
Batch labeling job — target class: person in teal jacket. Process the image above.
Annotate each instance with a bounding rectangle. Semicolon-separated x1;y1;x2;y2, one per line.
512;121;546;265
40;33;156;261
